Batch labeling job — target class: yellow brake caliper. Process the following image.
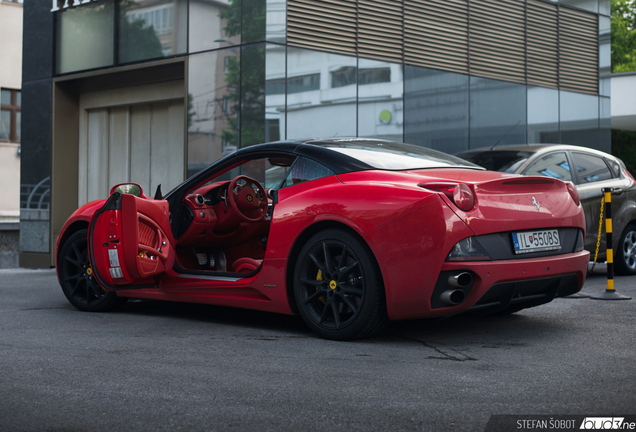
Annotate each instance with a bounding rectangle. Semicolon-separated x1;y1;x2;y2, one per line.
317;269;326;304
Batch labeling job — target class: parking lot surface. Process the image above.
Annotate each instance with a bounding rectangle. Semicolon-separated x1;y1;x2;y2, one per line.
1;268;635;431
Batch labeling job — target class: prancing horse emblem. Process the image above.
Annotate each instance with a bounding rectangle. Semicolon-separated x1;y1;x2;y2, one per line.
532;196;541;212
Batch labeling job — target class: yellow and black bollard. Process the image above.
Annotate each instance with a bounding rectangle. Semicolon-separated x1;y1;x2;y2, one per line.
591;187;632;300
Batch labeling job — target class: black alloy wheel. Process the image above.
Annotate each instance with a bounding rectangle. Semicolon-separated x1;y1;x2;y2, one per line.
58;229;127;312
293;229;388;340
615;224;636;276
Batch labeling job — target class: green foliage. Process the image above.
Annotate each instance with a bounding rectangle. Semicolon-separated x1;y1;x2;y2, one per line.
612;0;636;73
612;130;636;174
218;0;267;148
219;0;241;38
241;0;266;43
119;17;164;64
240;44;266;147
221;56;241;149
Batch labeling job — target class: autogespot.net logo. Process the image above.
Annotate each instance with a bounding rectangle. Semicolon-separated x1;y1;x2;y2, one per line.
580;418;631;430
485;415;636;431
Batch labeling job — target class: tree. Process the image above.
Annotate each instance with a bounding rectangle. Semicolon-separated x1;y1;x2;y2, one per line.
219;0;266;148
612;0;636;73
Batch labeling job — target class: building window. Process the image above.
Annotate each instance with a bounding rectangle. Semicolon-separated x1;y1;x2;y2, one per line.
1;89;21;143
287;74;320;94
331;67;357;88
265;78;286;95
222;96;229;114
359;68;391;85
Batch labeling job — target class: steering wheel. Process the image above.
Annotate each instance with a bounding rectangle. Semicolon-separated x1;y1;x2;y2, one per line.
228;175;268;222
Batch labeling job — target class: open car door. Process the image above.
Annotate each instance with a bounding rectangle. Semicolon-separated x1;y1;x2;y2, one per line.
89;191;175;290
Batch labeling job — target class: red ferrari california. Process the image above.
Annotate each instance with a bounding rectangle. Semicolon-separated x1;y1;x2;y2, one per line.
56;139;590;340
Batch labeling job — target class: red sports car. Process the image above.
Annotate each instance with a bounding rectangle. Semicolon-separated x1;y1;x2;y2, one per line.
56;139;590;340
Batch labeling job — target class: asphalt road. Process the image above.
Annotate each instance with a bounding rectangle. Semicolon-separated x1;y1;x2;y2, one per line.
0;267;635;432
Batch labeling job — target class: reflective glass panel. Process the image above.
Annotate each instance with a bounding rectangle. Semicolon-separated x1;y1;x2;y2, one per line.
241;43;266;147
187;48;240;178
571;152;612;183
267;0;286;43
55;0;114;74
320;140;480;170
469;76;526;150
1;90;10;105
599;16;611;96
456;149;533;173
285;48;357;139
266;44;285;141
242;0;265;43
281;157;334;188
560;0;598;13
358;58;403;142
189;0;240;53
119;0;187;64
16;111;21;142
404;66;469;154
527;86;559;143
523;152;573;182
0;111;9;140
600;96;611;153
560;90;599;149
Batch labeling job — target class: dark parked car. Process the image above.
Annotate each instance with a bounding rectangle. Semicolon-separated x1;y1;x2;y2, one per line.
457;144;636;275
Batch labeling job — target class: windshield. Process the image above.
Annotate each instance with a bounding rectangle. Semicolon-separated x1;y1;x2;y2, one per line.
455;150;532;173
319;140;482;170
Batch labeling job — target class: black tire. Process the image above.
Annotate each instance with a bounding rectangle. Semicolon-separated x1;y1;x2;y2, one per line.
615;224;636;276
293;229;389;340
58;229;127;312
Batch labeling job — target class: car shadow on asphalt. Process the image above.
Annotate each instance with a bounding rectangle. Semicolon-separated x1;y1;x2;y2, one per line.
111;297;558;345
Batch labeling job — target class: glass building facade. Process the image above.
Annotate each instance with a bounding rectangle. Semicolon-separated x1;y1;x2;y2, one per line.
20;0;610;264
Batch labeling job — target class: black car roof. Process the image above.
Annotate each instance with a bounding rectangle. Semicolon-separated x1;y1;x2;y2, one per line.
237;138;480;174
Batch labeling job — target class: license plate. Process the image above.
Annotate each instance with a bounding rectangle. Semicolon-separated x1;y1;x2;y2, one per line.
512;229;561;254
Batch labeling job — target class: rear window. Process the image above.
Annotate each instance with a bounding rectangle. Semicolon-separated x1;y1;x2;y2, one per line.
320;140;482;170
456;150;532;173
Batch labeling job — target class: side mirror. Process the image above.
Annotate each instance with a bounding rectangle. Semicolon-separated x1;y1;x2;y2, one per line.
110;183;146;198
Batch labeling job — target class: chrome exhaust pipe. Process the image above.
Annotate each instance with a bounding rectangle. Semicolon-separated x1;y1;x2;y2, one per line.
440;289;466;305
448;272;473;288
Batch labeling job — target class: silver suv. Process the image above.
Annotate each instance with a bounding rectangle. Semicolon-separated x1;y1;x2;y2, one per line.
457;144;636;275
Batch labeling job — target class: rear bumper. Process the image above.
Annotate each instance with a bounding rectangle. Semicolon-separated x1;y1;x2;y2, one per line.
426;250;590;318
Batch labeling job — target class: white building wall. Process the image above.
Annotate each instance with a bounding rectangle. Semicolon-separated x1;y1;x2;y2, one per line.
0;1;23;219
611;72;636;131
0;2;22;90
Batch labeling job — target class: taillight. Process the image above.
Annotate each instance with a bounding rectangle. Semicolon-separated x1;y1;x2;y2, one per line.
566;182;580;206
419;182;475;212
453;184;474;211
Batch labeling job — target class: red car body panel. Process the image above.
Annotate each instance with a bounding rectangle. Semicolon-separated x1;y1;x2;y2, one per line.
56;140;590;326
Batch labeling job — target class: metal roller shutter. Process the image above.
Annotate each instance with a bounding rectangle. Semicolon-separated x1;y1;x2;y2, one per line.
559;6;598;94
527;0;558;88
287;0;357;55
357;0;403;62
404;0;469;74
469;0;526;84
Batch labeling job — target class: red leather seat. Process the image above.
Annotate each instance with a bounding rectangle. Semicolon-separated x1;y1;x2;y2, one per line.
232;257;263;273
